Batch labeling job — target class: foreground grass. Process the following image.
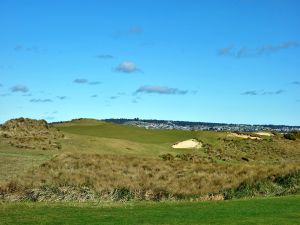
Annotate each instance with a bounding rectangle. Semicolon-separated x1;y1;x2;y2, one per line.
1;196;299;225
0;140;54;181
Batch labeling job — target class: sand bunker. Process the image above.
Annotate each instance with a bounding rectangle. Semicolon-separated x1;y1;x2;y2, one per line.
172;139;202;149
228;133;262;140
255;132;274;136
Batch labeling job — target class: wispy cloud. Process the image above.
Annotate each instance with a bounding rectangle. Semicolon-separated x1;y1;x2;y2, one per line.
74;78;88;84
110;96;118;100
0;65;12;70
30;98;52;103
14;44;41;53
116;61;140;73
218;45;235;56
57;96;66;100
96;54;114;59
73;79;101;85
241;89;285;96
262;90;285;95
241;90;258;96
219;41;298;58
11;85;29;93
23;93;32;97
128;26;143;34
135;85;188;95
88;81;101;85
291;81;300;85
112;26;143;38
132;96;141;103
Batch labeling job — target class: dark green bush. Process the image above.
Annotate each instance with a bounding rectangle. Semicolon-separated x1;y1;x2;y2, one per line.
284;133;296;140
291;131;300;138
284;131;300;140
159;153;174;161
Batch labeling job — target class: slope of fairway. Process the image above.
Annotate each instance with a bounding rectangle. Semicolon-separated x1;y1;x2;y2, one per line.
55;121;208;144
1;196;299;225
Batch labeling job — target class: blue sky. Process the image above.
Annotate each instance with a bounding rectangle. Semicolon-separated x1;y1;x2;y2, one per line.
0;0;299;125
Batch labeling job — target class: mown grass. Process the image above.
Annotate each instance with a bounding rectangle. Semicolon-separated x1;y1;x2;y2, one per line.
1;195;299;225
56;122;201;144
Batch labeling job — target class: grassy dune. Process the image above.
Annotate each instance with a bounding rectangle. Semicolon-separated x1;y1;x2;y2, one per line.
1;196;300;225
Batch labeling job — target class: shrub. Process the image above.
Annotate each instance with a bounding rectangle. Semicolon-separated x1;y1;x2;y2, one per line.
221;171;300;199
291;131;300;138
159;153;174;161
110;187;134;201
284;133;296;141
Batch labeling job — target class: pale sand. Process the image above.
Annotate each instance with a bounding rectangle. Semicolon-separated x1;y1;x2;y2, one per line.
172;139;202;149
228;132;262;140
255;132;274;136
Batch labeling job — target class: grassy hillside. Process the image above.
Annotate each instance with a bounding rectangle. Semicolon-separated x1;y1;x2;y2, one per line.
56;121;202;144
1;196;300;225
55;121;300;163
0;119;300;202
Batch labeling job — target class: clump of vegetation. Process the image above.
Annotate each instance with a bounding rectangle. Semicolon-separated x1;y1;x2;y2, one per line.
160;153;212;162
0;118;63;150
159;153;174;161
284;131;300;141
284;133;296;140
221;171;300;199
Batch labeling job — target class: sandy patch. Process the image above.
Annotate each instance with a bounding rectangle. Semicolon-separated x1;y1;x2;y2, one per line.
255;132;274;136
172;139;202;149
228;133;262;140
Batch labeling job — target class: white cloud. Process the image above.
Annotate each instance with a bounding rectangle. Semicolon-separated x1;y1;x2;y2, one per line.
116;61;140;73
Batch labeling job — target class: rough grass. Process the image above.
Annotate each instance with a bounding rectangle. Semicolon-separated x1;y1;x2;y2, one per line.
1;153;299;202
1;195;300;225
221;171;300;199
0;139;54;181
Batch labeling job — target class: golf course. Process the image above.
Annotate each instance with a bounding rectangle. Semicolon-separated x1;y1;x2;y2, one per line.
0;118;299;224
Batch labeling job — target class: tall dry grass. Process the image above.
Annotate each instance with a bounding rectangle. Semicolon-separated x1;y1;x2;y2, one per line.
1;152;299;201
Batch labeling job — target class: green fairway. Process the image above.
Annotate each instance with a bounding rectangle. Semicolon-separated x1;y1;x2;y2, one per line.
57;122;201;144
1;196;299;225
